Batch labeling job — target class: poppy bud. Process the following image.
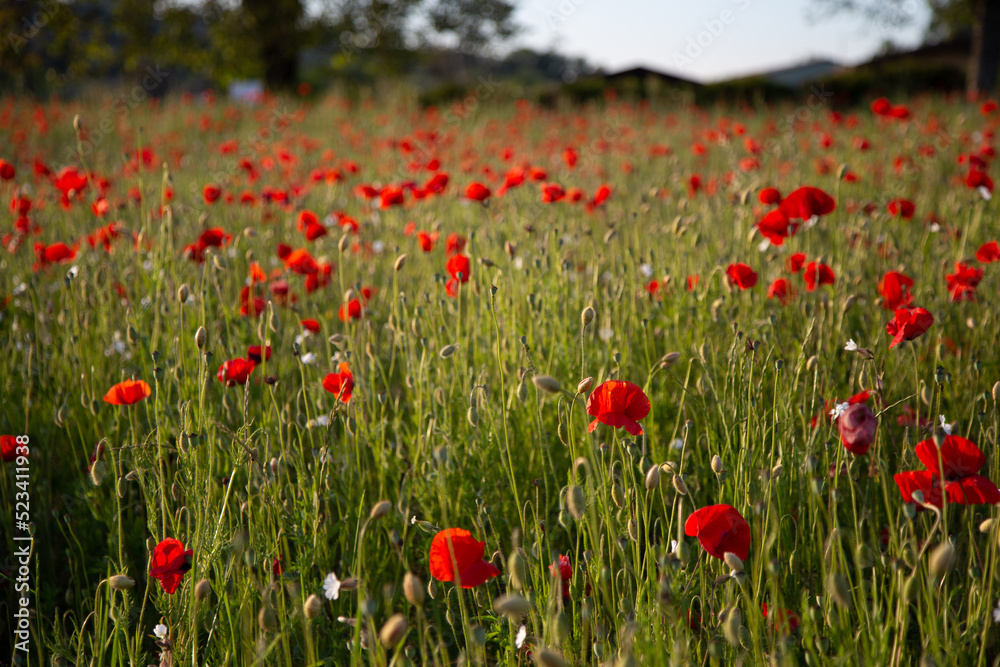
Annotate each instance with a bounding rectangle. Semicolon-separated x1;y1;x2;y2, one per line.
466;406;478;427
903;574;919;602
535;648;568;667
516;378;529;403
108;575;135;591
723;606;743;647
577;377;593;394
566;485;586;520
394;254;407;272
659;352;681;369
195;578;211;602
645;464;660;490
551;610;570;644
379;614;408;648
827;572;852;609
426;578;437;600
195;326;207;350
369;500;392;521
439;344;457;358
981;518;995;533
806;355;818;372
581;306;595;327
627;517;639;542
993;381;1000;403
258;605;278;632
268;309;280;333
611;482;625;508
303;594;323;620
403;572;424;606
724;552;744;573
929;542;955;579
338;234;350;254
672;474;688;495
838;403;878;455
177;284;190;303
711;455;724;474
73;114;82;132
493;593;531;618
533;375;562;394
508;550;528;589
90;460;106;486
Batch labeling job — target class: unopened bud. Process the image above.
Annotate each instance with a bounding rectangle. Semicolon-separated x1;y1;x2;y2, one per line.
304;594;323;619
577;377;594;394
533;375;562;394
394;254;407;272
711;455;724;474
258;605;278;632
928;542;955;579
403;572;425;606
645;464;660;490
369;500;392;520
672;474;688;495
195;578;211;602
724;552;744;573
508;550;528;589
379;613;408;647
493;593;531;618
195;326;207;350
108;575;135;591
566;485;586;520
581;306;595;327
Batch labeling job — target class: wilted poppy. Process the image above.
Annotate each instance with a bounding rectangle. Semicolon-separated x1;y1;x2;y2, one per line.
585;380;650;436
838;403;878;455
217;358;255;387
103;379;152;405
322;362;354;403
149;538;193;594
684;504;751;561
726;263;758;290
886;307;933;348
428;528;500;588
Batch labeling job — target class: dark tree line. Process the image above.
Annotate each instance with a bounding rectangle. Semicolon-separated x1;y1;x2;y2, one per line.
1;0;520;93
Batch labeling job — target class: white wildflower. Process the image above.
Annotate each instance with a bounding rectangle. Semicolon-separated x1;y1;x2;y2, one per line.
323;572;341;600
515;625;527;649
844;339;858;352
153;624;168;640
829;401;850;421
939;415;953;435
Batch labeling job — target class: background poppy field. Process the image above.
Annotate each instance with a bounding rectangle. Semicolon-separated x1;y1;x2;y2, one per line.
3;88;1000;666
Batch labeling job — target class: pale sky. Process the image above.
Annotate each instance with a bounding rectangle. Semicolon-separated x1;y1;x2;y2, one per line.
511;0;932;83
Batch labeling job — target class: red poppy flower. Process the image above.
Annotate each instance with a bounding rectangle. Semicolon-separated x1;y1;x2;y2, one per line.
272;557;283;577
684;504;751;561
33;242;77;270
779;186;835;221
322;362;354;403
726;263;758;290
445;254;471;297
149;538;193;594
758;187;781;205
838;403;877;455
786;252;806;273
247;345;272;363
465;182;491;202
428;528;500;588
803;261;835;291
240;286;266;318
103;379;152;405
886;308;933;348
339;298;362;322
284;248;319;275
878;271;914;310
217;358;256;386
301;319;321;333
886;199;915;219
379;186;405;208
756;210;797;245
585;380;650;436
686;275;700;291
762;604;800;633
977;241;999;263
895;435;1000;507
425;172;449;194
445;233;466;256
2;435;21;462
203;184;221;204
549;554;572;599
966;169;994;192
767;278;794;305
0;159;15;181
945;262;983;302
418;231;436;253
590;184;612;208
541;182;566;203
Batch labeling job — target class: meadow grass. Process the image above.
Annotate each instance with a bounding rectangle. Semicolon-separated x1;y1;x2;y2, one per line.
2;88;1000;666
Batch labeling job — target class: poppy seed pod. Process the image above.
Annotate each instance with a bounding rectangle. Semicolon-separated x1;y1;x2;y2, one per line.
379;614;408;648
108;575;135;591
403;572;424;606
581;306;595;327
369;500;392;520
566;485;586;520
533;375;561;394
303;594;323;620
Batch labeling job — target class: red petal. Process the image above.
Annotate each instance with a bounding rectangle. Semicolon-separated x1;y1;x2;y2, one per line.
428;528;485;583
945;475;1000;505
457;559;501;588
915;435;984;478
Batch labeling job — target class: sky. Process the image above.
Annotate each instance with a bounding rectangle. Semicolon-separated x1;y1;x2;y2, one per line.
511;0;932;83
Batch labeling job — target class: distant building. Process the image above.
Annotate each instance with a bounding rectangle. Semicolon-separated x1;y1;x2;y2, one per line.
602;66;701;88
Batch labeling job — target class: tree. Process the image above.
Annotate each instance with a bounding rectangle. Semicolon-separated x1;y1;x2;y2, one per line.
429;0;518;55
810;0;1000;95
